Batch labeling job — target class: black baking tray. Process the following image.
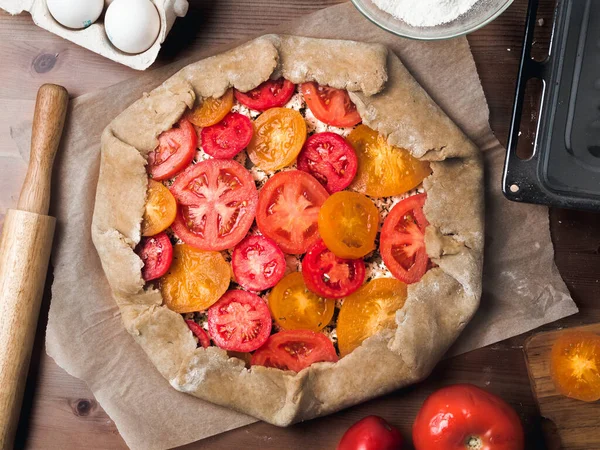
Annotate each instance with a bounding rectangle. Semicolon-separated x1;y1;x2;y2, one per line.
503;0;600;211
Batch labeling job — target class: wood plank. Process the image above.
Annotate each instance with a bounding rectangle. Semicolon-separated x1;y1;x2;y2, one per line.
0;99;36;235
524;324;600;450
15;274;127;449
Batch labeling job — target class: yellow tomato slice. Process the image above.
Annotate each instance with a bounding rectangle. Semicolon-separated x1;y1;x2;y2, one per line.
247;107;307;171
186;89;234;128
268;272;335;332
551;330;600;402
160;244;230;313
347;125;431;198
142;179;177;237
337;278;407;357
318;191;379;259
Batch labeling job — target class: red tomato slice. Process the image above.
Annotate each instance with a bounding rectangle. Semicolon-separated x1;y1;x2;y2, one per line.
201;112;253;159
302;240;365;299
234;79;296;112
301;82;362;128
185;320;211;348
137;232;173;281
380;194;429;284
170;159;258;251
256;170;329;254
251;330;338;373
297;132;358;193
208;290;272;352
251;346;295;371
232;235;286;291
147;119;197;181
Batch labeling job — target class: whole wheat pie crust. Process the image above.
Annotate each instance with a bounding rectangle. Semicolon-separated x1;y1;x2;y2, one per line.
92;34;484;426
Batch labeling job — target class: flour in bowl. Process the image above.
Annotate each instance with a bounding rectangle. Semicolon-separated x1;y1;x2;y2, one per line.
372;0;482;27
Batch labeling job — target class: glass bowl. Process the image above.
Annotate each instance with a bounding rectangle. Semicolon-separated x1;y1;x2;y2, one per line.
351;0;514;40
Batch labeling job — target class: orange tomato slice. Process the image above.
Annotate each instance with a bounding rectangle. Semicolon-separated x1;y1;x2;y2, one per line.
347;125;431;198
337;278;407;357
247;107;307;171
142;179;177;236
186;89;234;128
268;272;335;332
551;330;600;402
160;244;230;313
318;191;379;259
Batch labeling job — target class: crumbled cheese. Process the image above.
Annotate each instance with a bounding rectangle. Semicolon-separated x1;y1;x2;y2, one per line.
231;102;260;120
285;254;302;275
248;164;269;189
283;92;305;112
364;253;394;281
322;325;338;345
371;186;425;224
185;311;210;331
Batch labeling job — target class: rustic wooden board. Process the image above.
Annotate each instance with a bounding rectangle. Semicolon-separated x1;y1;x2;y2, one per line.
524;324;600;450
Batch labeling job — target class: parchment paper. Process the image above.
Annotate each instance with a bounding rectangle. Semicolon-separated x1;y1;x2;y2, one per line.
10;3;578;449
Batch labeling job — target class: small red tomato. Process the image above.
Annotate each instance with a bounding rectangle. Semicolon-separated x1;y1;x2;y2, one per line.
413;384;525;450
297;132;358;193
201;112;253;159
380;193;429;284
137;232;173;281
302;240;365;299
232;235;286;291
147;119;197;181
301;82;362;128
337;416;403;450
251;329;338;373
234;79;296;112
185;320;211;348
208;290;272;352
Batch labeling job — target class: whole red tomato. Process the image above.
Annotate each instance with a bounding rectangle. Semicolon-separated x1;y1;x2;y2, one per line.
337;415;403;450
413;384;524;450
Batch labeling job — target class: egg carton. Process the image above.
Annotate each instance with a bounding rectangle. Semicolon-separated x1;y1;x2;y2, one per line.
0;0;189;70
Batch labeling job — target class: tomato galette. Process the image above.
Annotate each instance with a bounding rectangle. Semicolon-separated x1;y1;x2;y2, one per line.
92;35;484;426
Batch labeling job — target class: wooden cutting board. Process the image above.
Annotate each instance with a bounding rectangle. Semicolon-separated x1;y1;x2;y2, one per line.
524;323;600;450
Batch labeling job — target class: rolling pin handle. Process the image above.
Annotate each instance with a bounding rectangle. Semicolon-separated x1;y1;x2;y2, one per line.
17;84;69;216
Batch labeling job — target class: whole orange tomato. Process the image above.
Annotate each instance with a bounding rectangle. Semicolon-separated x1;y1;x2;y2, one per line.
413;384;524;450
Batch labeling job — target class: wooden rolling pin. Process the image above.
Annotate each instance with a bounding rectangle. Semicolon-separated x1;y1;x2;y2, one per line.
0;84;68;448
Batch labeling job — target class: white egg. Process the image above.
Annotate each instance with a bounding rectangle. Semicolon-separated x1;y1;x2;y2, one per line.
104;0;161;54
46;0;104;29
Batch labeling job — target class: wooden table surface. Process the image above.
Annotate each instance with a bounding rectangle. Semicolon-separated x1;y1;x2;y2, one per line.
2;0;600;449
